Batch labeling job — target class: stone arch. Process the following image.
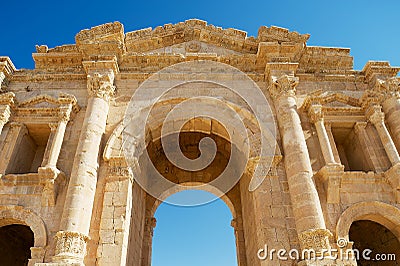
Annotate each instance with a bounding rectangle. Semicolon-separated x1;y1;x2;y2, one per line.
103;97;281;162
336;201;400;241
0;205;47;247
149;182;237;218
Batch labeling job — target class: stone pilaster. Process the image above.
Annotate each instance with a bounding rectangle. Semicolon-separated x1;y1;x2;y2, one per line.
231;217;246;266
267;63;332;257
53;61;117;264
308;104;337;165
141;217;157;266
366;105;400;166
377;78;400;150
353;122;384;172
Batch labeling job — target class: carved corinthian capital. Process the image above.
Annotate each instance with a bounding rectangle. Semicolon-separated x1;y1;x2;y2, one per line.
269;75;299;100
53;231;89;262
298;228;332;255
87;70;116;101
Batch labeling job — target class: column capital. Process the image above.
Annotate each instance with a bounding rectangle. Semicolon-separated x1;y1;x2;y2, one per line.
354;121;368;135
53;231;89;263
269;74;299;100
298;228;333;255
145;216;157;237
308;104;324;123
365;104;385;126
87;70;116;102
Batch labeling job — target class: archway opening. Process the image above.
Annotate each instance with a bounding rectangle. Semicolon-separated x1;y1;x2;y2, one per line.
0;224;34;266
349;220;400;265
151;190;238;266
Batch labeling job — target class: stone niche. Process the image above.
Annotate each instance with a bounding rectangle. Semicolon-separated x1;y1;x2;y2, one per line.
0;93;79;206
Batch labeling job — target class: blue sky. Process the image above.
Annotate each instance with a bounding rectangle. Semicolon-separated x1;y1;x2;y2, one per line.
2;0;400;70
2;1;399;265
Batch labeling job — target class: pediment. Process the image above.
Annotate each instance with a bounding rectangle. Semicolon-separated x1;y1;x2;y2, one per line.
18;95;60;108
302;91;361;110
145;41;243;56
17;93;78;110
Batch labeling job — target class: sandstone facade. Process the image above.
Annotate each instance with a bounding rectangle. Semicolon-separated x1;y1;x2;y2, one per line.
0;20;399;266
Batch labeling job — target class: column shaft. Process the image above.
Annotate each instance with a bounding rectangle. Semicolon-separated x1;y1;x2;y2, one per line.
382;97;400;150
369;110;400;166
315;120;336;165
61;97;109;233
269;74;331;253
42;121;67;167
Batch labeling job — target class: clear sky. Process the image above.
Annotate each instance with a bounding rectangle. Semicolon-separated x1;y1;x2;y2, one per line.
2;1;399;265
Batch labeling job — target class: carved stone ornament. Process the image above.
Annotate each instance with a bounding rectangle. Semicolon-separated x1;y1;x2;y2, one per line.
53;231;90;262
365;105;385;126
269;75;299;100
308;104;324;123
185;41;201;52
87;71;116;101
298;228;332;254
376;77;400;98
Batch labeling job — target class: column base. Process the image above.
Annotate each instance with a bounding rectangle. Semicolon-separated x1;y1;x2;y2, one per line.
316;164;344;203
38;166;65;206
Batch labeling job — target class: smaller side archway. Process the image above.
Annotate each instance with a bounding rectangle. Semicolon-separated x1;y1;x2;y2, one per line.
336;201;400;241
0;205;47;265
336;201;400;265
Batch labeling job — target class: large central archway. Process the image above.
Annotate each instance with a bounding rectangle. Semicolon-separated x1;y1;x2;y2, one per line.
151;190;238;266
138;128;247;266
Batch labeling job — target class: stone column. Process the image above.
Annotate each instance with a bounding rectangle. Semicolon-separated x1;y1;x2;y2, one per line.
141;217;157;266
52;68;116;264
41;121;67;168
0;122;27;177
308;104;336;165
353;122;384;172
268;71;332;256
366;105;400;166
379;78;400;150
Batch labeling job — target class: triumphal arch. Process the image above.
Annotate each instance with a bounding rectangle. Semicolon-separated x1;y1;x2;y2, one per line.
0;19;399;265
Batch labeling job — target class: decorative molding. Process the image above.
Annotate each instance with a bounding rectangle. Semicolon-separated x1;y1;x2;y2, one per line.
12;93;79;124
302;91;361;111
